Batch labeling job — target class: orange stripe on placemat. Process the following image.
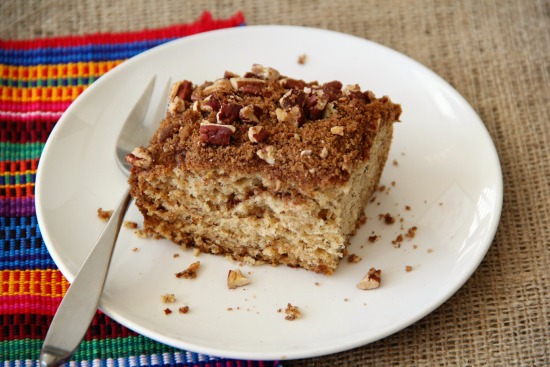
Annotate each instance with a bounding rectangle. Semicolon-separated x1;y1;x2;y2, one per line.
0;61;123;81
1;269;69;297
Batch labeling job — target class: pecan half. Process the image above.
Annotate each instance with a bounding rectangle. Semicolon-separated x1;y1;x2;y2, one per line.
199;121;236;146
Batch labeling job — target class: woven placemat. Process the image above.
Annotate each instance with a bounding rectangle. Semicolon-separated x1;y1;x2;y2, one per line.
1;1;549;366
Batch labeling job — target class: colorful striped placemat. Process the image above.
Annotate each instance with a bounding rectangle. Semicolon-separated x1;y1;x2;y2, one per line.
0;11;280;367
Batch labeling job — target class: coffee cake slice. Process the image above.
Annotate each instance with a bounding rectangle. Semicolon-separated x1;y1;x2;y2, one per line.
127;65;401;275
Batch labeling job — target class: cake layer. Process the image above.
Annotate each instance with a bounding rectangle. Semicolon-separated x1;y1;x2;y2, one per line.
127;65;401;274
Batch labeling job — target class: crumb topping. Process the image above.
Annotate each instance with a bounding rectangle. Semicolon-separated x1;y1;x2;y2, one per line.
130;64;401;192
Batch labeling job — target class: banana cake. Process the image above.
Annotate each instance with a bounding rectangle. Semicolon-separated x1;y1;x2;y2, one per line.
127;65;401;275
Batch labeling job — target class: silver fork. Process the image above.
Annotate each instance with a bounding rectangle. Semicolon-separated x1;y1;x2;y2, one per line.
39;75;170;367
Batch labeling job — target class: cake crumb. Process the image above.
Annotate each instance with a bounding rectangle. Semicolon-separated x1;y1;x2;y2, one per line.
123;221;138;229
347;253;362;263
193;248;201;257
368;235;379;243
405;226;418;239
427;248;433;253
392;159;399;166
161;293;176;303
97;208;113;222
355;213;367;230
380;213;395;224
227;269;251;289
405;265;413;272
356;267;381;290
314;282;320;286
176;261;201;279
134;229;150;238
392;234;404;248
284;303;302;320
178;306;190;314
173;253;180;258
297;54;307;65
132;247;139;252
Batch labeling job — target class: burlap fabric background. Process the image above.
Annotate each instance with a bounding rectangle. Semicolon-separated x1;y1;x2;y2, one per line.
2;1;548;366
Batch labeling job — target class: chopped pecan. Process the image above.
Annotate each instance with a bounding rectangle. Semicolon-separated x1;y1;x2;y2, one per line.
199;121;236;146
250;64;280;80
202;78;232;95
216;102;242;124
279;89;306;109
227;269;251;289
344;84;367;101
275;106;305;127
126;147;152;168
279;78;307;90
239;104;262;123
322;81;343;102
202;95;221;112
305;90;328;120
248;125;268;143
175;261;201;279
256;145;277;165
330;126;344;136
284;303;301;320
356;267;382;290
176;80;193;101
230;77;266;96
223;70;240;79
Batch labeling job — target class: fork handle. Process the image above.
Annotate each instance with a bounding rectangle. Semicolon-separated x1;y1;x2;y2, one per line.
39;187;132;367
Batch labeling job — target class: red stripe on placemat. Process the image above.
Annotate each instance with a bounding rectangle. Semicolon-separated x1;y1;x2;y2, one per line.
0;11;245;50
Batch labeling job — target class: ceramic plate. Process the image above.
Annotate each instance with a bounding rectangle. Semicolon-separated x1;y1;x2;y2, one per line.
36;26;503;360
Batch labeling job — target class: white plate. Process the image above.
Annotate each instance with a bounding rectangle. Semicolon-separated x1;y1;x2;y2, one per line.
36;26;503;361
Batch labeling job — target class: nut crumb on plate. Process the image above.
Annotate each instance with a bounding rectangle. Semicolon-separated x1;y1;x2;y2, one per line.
227;269;251;289
356;267;382;290
347;253;362;263
123;221;138;229
178;306;190;314
163;308;172;315
97;208;113;222
297;54;307;64
284;303;302;320
405;265;413;272
161;293;176;303
175;261;200;279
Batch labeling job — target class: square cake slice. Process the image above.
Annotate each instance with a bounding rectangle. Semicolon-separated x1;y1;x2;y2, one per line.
127;65;401;275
